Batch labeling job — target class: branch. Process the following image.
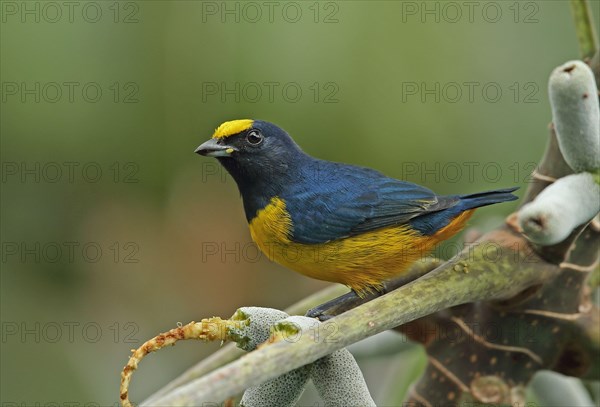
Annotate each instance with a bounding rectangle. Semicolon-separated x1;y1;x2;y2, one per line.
145;229;559;405
570;0;599;60
141;283;347;405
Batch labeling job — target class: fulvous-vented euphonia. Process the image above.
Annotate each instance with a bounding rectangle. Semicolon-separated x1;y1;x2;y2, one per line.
196;119;518;295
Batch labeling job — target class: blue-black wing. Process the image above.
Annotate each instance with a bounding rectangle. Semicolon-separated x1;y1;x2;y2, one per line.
282;161;459;244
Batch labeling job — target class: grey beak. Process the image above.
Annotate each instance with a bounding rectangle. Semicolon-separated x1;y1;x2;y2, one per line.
195;138;237;157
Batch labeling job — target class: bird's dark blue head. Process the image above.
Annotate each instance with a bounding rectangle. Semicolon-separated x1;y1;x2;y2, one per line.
195;119;308;217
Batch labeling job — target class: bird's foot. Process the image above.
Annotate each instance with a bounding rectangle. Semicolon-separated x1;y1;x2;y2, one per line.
305;288;384;321
306;260;441;320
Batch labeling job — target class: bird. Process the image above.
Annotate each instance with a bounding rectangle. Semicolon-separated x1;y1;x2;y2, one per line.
195;119;518;295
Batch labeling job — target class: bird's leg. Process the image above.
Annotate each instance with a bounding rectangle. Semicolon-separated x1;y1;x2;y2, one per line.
305;258;443;321
305;287;384;321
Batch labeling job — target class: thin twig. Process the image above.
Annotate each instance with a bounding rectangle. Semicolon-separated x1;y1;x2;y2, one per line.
570;0;599;60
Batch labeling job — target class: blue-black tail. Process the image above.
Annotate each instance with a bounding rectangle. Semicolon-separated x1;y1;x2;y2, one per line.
458;187;519;210
409;187;519;235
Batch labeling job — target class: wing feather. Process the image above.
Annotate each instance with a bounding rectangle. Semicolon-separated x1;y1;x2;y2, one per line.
282;162;459;244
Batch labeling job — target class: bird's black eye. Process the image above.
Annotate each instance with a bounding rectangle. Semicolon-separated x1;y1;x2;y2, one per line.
246;129;264;146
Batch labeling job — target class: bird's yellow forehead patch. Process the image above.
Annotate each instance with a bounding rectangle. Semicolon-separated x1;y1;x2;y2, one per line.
212;119;253;139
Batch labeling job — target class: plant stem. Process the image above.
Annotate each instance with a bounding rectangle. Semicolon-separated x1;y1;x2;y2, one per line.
570;0;599;59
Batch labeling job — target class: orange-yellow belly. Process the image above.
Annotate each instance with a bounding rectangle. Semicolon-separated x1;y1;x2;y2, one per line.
249;197;473;294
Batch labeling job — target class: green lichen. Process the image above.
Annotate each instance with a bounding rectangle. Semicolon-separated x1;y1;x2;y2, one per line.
272;321;301;336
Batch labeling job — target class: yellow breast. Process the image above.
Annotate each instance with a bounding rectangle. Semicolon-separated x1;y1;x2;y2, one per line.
249;197;472;294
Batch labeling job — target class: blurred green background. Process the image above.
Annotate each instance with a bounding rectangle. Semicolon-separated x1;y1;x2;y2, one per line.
1;0;598;404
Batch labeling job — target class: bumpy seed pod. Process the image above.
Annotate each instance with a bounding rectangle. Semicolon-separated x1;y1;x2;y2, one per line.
240;315;317;407
240;364;313;407
548;60;599;172
312;348;377;407
228;306;290;351
519;173;600;245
